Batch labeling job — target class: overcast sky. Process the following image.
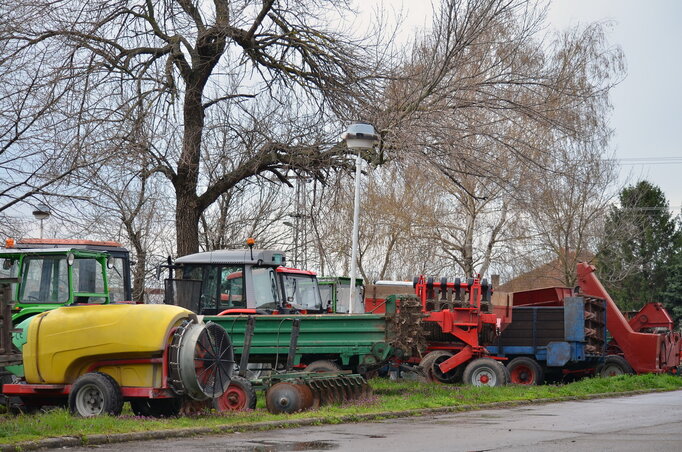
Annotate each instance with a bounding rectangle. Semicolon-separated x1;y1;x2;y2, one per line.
548;0;682;210
358;0;682;211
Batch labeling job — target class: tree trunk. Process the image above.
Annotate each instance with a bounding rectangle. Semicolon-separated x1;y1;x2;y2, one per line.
175;84;205;257
132;250;147;303
176;189;201;257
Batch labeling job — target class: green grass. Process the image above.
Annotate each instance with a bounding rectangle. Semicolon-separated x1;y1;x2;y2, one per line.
1;374;681;446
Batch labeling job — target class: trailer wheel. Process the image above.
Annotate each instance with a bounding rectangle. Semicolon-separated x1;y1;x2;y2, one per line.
598;355;634;377
130;398;182;418
507;357;544;385
419;351;463;383
499;361;511;384
69;372;123;417
213;376;256;411
305;360;341;373
462;358;506;387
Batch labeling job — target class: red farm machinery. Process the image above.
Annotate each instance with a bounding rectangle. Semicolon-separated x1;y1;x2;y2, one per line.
366;266;620;386
511;262;682;375
366;276;514;386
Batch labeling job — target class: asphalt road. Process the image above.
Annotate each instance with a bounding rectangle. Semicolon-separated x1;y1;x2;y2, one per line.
68;390;682;452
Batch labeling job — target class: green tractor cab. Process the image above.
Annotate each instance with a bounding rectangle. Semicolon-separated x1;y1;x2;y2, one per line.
0;247;115;324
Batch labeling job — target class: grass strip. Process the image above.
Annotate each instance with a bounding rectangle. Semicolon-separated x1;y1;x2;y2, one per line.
1;373;681;448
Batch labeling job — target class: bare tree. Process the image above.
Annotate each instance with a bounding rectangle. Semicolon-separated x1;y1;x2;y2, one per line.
0;17;105;230
362;0;624;280
3;0;387;256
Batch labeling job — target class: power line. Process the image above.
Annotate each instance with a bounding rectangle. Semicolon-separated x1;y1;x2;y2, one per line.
609;157;682;165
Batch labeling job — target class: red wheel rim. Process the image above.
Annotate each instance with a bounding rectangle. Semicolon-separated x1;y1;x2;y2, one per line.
510;364;534;384
479;374;489;384
216;385;247;411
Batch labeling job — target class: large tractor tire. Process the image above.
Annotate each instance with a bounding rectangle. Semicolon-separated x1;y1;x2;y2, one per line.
305;360;341;373
130;398;182;418
462;358;507;387
213;376;257;411
507;357;544;385
69;372;123;417
419;351;463;384
598;355;634;377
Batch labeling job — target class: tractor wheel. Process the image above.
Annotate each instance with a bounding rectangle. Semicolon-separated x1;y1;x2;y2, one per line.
507;357;544;385
130;398;182;418
213;376;256;411
419;351;463;384
265;382;314;414
69;372;123;417
598;355;634;377
462;358;507;387
305;360;341;373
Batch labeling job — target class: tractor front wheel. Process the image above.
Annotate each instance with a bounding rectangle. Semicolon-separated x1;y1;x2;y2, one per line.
507;357;544;385
462;358;506;387
213;376;256;411
69;372;123;417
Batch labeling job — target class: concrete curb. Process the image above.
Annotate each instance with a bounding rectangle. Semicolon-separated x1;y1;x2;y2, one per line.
0;388;667;451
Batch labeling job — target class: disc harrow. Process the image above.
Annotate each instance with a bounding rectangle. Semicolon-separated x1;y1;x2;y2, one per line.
263;372;371;414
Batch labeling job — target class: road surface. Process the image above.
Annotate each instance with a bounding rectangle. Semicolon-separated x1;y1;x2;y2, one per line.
68;390;682;451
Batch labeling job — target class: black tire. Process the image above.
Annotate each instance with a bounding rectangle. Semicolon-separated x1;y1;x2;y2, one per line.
507;357;544;385
462;358;507;387
419;351;463;383
499;361;511;385
305;360;341;373
69;372;123;417
130;398;182;418
598;355;634;377
213;376;257;411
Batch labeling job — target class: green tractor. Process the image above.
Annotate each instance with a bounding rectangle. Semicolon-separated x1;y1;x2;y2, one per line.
0;246;120;325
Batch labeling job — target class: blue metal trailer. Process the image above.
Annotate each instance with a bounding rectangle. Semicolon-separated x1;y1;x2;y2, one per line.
486;296;607;384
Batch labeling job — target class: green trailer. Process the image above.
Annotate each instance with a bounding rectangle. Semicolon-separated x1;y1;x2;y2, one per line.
162;246;424;374
206;312;397;374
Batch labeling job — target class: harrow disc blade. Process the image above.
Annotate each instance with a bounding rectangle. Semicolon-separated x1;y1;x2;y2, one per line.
265;382;314;414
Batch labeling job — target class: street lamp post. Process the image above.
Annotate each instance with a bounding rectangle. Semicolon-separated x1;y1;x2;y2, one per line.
32;204;50;239
341;123;379;314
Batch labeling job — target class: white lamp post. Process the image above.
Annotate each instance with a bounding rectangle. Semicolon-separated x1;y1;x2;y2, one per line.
341;123;379;313
32;204;50;239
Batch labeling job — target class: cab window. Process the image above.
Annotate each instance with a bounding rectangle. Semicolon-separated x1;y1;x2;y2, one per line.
252;267;280;310
71;258;107;304
19;256;69;303
219;266;244;309
107;257;126;302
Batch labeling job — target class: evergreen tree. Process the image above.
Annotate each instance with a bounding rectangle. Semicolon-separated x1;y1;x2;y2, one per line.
662;226;682;325
597;181;681;314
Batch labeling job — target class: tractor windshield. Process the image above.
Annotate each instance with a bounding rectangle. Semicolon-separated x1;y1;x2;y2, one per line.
19;256;69;303
281;273;322;311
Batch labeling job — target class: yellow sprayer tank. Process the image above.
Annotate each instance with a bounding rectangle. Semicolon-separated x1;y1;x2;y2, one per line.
23;304;195;386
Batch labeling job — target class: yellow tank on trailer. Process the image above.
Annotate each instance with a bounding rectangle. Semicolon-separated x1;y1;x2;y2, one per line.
23;304;196;385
